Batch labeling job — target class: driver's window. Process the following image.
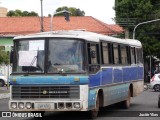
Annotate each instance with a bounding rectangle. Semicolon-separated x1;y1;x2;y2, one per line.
87;43;100;73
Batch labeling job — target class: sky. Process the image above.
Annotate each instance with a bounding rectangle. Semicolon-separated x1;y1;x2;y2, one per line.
0;0;115;24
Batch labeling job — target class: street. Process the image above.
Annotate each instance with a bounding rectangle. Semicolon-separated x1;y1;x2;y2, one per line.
0;89;160;120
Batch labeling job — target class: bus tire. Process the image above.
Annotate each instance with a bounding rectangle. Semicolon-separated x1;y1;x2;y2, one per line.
89;95;100;119
122;90;131;109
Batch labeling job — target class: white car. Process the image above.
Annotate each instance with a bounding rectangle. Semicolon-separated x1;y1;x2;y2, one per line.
0;73;8;87
150;73;160;92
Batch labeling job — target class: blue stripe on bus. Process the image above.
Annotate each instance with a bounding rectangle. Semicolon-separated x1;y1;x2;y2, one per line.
10;76;89;85
101;68;113;84
89;66;144;87
138;66;144;79
113;68;123;83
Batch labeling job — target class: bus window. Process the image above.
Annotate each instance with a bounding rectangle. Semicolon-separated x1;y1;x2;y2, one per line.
88;43;100;73
137;48;143;64
126;46;131;64
102;42;109;64
131;47;136;64
121;45;128;64
48;39;84;73
113;44;120;64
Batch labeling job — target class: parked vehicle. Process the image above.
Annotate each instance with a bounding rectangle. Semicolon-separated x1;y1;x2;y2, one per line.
0;73;8;87
150;73;160;92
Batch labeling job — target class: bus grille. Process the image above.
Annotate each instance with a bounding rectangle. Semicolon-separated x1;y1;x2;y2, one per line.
12;86;80;99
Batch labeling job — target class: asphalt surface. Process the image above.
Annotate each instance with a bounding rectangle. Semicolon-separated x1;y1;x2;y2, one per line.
0;87;10;100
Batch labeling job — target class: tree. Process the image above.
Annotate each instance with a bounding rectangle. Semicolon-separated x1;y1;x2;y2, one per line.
114;0;160;59
55;6;85;16
7;9;38;17
0;47;9;65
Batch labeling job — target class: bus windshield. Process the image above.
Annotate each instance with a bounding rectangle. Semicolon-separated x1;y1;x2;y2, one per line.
13;39;45;73
13;38;85;73
47;39;84;73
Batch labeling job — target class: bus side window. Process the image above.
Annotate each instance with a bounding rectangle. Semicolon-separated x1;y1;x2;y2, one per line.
137;48;143;64
87;43;100;73
113;44;120;64
131;47;136;64
126;46;131;64
121;45;128;64
101;42;109;64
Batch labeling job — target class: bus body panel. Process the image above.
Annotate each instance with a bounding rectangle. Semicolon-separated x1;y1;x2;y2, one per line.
87;65;144;109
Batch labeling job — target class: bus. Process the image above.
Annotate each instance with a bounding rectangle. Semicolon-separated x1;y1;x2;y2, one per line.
9;30;144;118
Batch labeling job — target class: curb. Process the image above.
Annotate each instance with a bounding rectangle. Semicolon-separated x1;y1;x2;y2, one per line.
0;93;10;99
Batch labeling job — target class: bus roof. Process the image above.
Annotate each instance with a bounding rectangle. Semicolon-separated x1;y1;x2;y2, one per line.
14;30;142;47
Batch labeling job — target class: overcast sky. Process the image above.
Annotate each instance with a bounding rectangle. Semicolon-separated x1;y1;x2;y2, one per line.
0;0;115;24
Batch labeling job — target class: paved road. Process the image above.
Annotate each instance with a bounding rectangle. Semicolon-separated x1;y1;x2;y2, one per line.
0;89;160;120
0;87;10;100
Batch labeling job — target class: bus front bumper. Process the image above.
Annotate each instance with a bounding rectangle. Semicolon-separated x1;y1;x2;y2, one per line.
9;100;85;111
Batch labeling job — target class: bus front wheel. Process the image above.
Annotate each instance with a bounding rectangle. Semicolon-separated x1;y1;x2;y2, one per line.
89;95;100;119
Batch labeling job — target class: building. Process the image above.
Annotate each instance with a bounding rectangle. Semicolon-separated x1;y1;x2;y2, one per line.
0;7;7;17
0;16;124;51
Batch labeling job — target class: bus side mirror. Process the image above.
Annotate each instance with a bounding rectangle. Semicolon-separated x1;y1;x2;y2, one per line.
91;51;96;58
10;50;14;64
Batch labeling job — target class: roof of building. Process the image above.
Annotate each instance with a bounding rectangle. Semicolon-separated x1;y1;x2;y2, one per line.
0;16;124;36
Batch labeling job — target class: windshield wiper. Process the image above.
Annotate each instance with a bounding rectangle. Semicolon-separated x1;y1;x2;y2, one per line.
24;56;37;76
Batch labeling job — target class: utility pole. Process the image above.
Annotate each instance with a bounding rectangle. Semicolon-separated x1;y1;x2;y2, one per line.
40;0;44;32
133;19;160;39
133;19;160;80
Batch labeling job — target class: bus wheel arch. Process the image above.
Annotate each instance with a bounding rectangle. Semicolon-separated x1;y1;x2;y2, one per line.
98;89;104;107
129;83;133;97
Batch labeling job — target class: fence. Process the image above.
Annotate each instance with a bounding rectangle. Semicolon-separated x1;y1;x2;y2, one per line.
0;64;12;79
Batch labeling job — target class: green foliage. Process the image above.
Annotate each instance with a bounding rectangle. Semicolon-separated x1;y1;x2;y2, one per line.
0;47;9;65
7;9;38;17
55;6;85;16
115;0;160;59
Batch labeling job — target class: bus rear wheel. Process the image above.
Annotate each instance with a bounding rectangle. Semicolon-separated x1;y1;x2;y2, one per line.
122;90;131;109
89;95;100;119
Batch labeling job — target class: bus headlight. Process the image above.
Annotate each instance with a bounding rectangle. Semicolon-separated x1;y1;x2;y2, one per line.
26;102;32;109
18;102;24;109
73;102;80;109
11;102;17;109
25;102;32;109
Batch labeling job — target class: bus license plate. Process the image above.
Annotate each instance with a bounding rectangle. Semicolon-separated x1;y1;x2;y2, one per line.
38;103;51;109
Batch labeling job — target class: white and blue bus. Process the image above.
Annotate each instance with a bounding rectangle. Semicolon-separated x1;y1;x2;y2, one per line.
9;30;144;118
